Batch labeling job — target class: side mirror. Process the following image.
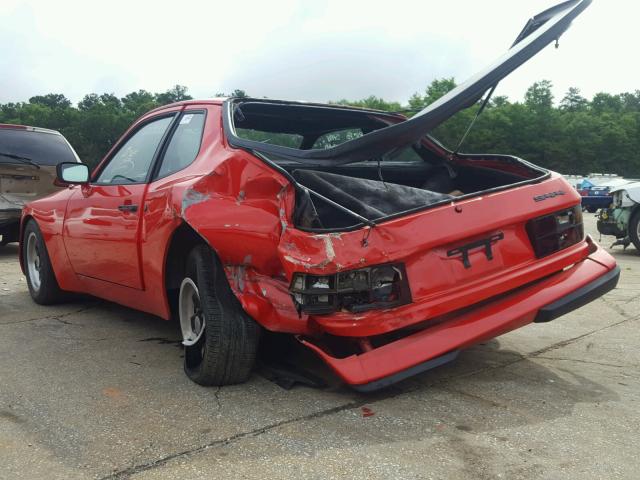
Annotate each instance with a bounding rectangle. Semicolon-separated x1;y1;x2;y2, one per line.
56;162;90;185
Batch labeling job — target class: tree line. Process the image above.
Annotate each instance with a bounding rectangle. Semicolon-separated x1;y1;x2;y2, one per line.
1;81;639;176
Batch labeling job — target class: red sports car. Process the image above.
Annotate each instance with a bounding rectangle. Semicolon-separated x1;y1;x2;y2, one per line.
20;0;618;391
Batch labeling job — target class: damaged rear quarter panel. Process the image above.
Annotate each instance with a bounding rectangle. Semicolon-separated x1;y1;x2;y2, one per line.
277;175;591;336
179;148;306;333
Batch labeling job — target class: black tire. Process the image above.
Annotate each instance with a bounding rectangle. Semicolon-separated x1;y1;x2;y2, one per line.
629;209;640;252
22;220;65;304
182;244;261;386
587;206;598;213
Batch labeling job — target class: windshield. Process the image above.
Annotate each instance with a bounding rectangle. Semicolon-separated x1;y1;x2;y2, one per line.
0;129;77;166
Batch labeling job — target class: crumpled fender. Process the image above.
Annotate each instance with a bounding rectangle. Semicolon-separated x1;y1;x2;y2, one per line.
179;150;308;333
610;181;640;205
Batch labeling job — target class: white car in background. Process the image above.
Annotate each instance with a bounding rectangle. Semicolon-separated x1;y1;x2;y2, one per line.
597;181;640;251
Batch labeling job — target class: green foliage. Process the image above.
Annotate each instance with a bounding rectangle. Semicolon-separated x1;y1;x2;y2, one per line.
213;89;248;98
155;84;193;105
0;86;192;167
408;77;457;111
332;95;403;112
395;79;640;176
560;87;588;112
1;80;639;176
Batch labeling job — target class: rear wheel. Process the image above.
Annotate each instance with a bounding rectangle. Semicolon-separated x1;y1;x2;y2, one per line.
22;220;65;304
629;209;640;252
180;244;260;386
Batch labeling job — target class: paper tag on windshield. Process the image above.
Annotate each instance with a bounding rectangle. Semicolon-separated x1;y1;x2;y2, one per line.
180;114;194;125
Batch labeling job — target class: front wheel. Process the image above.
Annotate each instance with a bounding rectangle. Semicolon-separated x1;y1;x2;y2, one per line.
22;220;65;304
180;244;260;386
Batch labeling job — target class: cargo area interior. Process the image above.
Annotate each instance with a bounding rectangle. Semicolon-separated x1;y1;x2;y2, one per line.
230;100;548;229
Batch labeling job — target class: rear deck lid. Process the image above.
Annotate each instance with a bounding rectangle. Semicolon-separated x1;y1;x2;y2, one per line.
225;0;591;165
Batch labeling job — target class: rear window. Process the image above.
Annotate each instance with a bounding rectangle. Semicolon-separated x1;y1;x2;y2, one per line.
0;129;77;166
235;128;303;148
230;101;390;152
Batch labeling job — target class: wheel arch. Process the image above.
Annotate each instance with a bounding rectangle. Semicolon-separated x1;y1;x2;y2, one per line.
18;214;35;274
164;220;217;317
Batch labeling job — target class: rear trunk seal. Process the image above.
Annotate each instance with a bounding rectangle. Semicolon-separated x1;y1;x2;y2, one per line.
247;147;550;233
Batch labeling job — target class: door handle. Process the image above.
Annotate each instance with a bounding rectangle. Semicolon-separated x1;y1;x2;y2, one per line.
118;204;138;212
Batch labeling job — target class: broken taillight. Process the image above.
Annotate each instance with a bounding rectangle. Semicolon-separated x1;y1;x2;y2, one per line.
526;205;584;258
289;263;411;315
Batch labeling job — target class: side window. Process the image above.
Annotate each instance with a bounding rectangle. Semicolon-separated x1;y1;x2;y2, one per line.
96;116;173;184
235;128;303;148
157;112;206;178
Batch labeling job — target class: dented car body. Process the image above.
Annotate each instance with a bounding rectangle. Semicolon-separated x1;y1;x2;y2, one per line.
20;0;620;390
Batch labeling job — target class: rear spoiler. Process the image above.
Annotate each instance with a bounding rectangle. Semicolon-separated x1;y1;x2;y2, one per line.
224;0;591;166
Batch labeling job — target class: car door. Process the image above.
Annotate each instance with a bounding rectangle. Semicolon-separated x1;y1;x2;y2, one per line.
63;113;177;289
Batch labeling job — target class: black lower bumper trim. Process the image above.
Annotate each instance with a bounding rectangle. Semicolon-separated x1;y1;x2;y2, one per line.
534;266;620;323
350;350;460;393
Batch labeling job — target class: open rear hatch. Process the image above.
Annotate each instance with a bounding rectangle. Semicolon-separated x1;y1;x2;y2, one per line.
224;0;592;164
223;1;591;230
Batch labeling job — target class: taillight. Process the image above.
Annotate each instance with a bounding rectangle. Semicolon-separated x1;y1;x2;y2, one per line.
526;206;584;258
289;263;411;315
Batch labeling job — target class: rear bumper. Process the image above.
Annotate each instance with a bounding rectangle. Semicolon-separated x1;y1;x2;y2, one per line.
299;242;619;391
534;265;620;323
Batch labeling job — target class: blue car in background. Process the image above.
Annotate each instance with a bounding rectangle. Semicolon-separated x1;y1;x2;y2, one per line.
581;186;613;213
578;178;632;213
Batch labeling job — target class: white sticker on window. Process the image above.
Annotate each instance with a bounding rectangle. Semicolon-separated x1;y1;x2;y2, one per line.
179;114;194;125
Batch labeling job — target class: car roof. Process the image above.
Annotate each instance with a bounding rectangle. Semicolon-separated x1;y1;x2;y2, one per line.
0;124;61;135
145;97;402;117
145;98;225;115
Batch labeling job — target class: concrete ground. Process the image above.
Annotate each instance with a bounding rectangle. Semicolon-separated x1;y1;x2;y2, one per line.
1;214;638;480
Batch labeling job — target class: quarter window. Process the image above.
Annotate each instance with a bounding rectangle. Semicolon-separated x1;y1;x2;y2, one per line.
96;116;173;184
157;112;206;178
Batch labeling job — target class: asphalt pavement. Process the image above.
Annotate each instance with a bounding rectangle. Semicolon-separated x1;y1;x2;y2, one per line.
1;214;638;479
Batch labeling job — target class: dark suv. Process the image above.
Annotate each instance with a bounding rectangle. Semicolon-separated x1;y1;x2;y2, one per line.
0;124;79;245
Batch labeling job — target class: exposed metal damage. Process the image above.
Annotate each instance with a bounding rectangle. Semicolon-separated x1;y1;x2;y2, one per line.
181;188;210;213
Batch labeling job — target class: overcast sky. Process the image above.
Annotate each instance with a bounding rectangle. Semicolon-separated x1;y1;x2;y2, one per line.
0;0;637;106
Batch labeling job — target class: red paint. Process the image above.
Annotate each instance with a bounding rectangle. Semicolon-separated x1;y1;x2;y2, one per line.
20;100;619;387
361;407;375;417
300;239;614;386
63;184;147;289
